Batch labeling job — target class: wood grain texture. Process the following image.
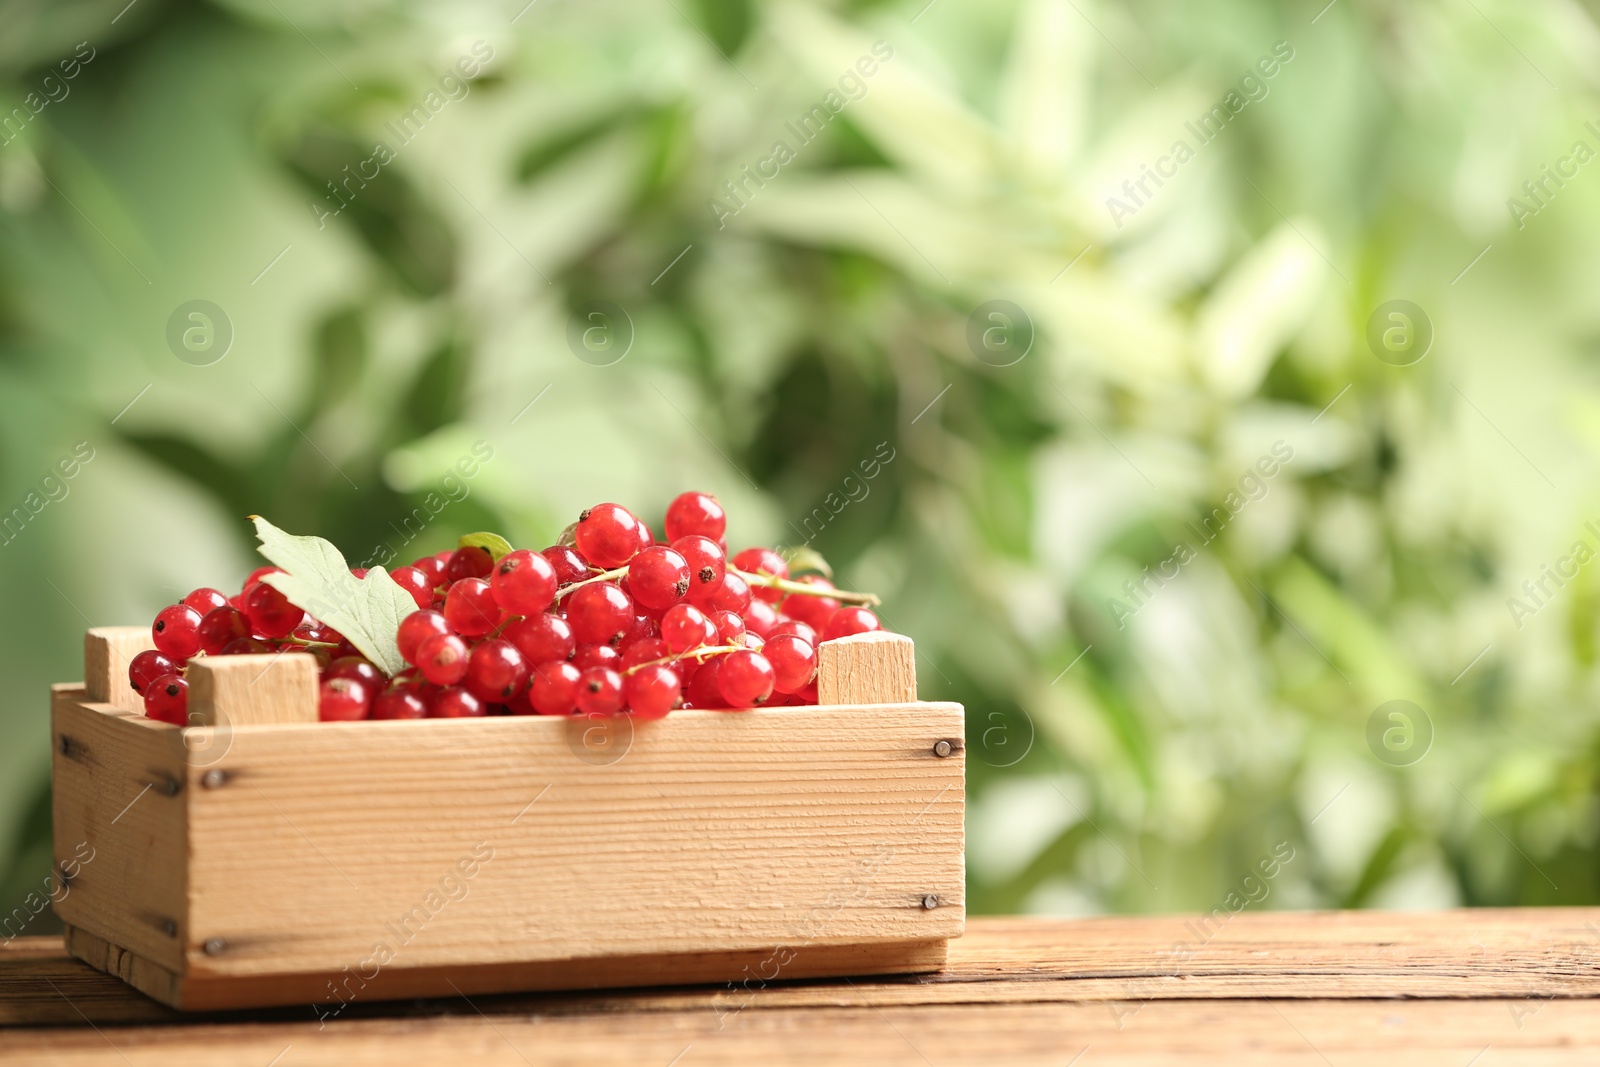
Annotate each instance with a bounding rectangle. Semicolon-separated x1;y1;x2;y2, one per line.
184;653;319;727
817;632;918;705
83;627;155;710
19;912;1600;1064
49;689;188;973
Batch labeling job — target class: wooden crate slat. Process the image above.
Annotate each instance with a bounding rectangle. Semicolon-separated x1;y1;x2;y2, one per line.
83;627;155;711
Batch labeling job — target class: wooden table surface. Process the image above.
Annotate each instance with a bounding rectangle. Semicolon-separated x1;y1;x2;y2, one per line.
7;910;1600;1065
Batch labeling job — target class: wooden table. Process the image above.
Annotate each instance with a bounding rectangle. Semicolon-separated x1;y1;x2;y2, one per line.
7;910;1600;1064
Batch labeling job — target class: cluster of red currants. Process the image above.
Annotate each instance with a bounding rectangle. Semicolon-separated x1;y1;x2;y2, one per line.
132;492;883;725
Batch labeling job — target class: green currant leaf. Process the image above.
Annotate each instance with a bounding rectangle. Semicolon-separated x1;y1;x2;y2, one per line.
250;516;414;677
782;544;834;579
457;531;514;562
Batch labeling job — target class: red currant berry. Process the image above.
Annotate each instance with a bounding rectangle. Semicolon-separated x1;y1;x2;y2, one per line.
372;688;428;719
823;607;882;642
684;656;727;709
565;581;634;645
765;635;818;693
319;677;372;721
542;545;589;586
661;603;716;653
529;660;582;715
183;587;230;615
624;665;680;719
390;565;433;609
128;649;177;695
780;578;840;631
220;637;273;655
573;642;621;670
664;491;726;543
743;598;778;638
398;610;451;665
739;631;765;652
622;614;658;645
731;548;788;604
416;632;471;686
326;656;384;689
791;680;819;705
195;606;250;655
504;613;575;665
430;686;486;718
691;571;752;615
350;568;369;580
627;546;690;611
144;673;189;725
411;555;447;586
718;650;775;708
769;617;818;646
443;578;500;638
709;610;745;644
671;535;726;596
575;503;643;569
444;545;495;584
243;566;283;593
465;639;529;703
243;582;304;639
152;604;204;659
635;520;656;552
491;549;558;616
575;667;625;716
620;636;670;671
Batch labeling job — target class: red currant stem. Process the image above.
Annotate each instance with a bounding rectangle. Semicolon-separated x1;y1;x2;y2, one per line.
622;643;745;676
553;566;630;601
727;567;881;606
276;637;341;649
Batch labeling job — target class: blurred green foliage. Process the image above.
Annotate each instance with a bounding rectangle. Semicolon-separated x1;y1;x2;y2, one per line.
5;0;1600;933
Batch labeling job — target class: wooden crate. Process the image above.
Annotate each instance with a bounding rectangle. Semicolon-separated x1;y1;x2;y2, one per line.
50;628;965;1011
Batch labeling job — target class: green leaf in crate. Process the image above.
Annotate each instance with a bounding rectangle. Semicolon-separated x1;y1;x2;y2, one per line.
250;516;415;677
457;531;515;561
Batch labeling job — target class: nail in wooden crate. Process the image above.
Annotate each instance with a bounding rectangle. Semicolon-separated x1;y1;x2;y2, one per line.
51;627;965;1010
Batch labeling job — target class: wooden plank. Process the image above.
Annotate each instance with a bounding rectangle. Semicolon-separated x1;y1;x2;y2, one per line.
177;703;965;993
50;690;189;974
184;653;318;727
10;997;1600;1065
817;632;917;705
84;627;155;711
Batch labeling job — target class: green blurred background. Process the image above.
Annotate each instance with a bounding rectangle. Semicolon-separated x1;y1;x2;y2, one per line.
4;0;1599;932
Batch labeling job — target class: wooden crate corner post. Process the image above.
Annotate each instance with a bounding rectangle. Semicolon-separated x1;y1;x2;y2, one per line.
84;626;157;711
817;630;918;705
185;653;320;726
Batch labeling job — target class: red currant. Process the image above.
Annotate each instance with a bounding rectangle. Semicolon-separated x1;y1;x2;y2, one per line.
691;571;752;615
664;491;726;543
220;637;273;655
575;666;625;716
416;632;471;686
573;642;621;670
504;613;574;664
635;519;656;552
684;656;727;709
151;604;204;659
444;545;495;584
196;606;250;655
743;598;778;638
430;686;486;718
565;581;634;645
765;635;818;693
739;631;765;652
823;607;882;641
529;660;581;715
624;664;680;719
390;565;433;609
780;577;840;631
769;617;818;646
411;555;448;586
326;656;384;689
372;688;428;719
710;610;745;644
319;677;372;721
443;578;500;637
243;582;304;639
128;649;177;695
243;565;283;593
143;674;189;725
671;535;726;597
542;545;589;586
718;650;775;708
491;549;558;616
183;587;230;615
620;636;670;670
731;548;787;604
661;603;716;653
398;610;451;665
575;503;643;569
465;639;529;702
627;546;690;610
